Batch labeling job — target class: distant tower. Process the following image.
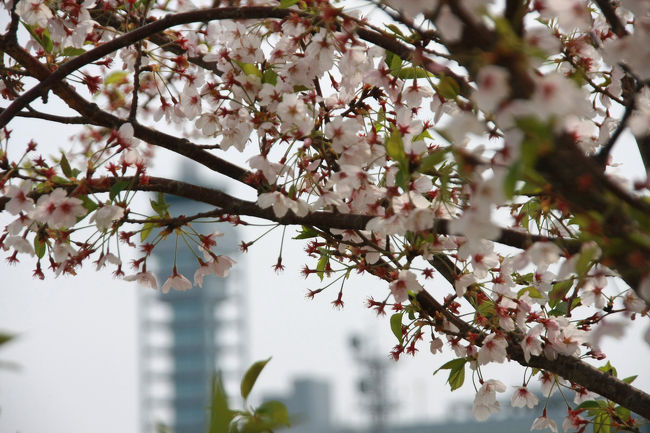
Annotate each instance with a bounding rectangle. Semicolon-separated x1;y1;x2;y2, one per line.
349;335;392;433
138;166;247;433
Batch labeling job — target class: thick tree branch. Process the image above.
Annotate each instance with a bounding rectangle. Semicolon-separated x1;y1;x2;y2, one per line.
0;175;580;255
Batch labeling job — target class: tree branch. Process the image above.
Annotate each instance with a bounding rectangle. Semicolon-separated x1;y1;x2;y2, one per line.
592;0;628;37
0;40;256;188
0;6;296;128
0;175;580;255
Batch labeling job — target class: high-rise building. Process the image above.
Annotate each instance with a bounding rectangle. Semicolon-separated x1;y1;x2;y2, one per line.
138;169;246;433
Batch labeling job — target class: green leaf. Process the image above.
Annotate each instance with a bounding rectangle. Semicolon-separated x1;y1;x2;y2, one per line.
316;254;328;281
385;50;402;72
209;374;234;433
437;75;460;99
394;166;410;190
598;361;617;377
517;286;544;300
386;24;405;38
547;301;568;317
79;195;98;213
504;159;522;199
434;358;466;374
622;375;637;384
294;226;319;240
433;358;466;391
241;357;271;401
60;153;73;178
0;332;15;346
390;313;403;342
23;23;53;52
61;47;86;57
255;400;290;427
576;244;599;276
549;280;573;308
395;67;433;79
576;400;601;410
110;180;130;200
141;221;155;242
418;149;447;173
262;68;278;85
278;0;299;8
34;237;46;259
412;129;433;142
235;61;263;78
385;128;406;163
615;405;631;422
447;361;465;391
593;412;611;433
51;175;69;184
105;71;129;86
150;192;169;217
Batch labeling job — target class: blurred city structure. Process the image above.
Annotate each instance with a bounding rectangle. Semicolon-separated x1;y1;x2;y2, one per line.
269;378;650;433
138;167;247;433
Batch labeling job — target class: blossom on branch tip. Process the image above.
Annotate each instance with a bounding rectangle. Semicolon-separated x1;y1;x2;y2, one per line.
124;271;159;290
511;386;539;409
161;270;192;294
389;270;423;303
193;255;236;287
16;0;52;27
90;205;125;232
30;188;86;229
478;333;508;365
531;412;558;433
257;192;309;218
472;379;506;421
3;181;34;215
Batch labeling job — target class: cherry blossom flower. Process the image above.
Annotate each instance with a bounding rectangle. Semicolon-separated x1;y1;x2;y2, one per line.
436;5;463;42
3;180;34;215
473;66;510;113
521;324;544;362
562;409;587;433
31;189;87;229
430;338;444;354
540;0;592;32
95;252;121;271
194;255;236;287
472;379;507;421
511;386;539;409
179;85;202;119
16;0;53;27
526;242;563;269
90;205;125;231
389;270;424;303
161;269;193;294
538;371;567;398
257;191;309;218
478;333;508;365
531;412;558;433
623;291;647;314
3;236;35;256
124;271;159;290
580;278;607;309
248;155;284;183
454;273;476;297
